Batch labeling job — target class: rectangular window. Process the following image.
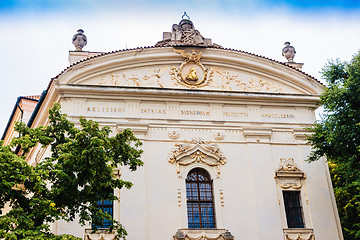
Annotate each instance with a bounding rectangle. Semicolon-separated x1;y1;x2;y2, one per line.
283;191;305;228
92;200;113;228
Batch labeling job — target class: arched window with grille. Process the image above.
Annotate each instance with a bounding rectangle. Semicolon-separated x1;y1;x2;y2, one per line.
186;168;216;229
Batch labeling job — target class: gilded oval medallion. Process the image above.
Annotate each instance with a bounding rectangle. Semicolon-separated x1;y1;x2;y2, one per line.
180;62;206;86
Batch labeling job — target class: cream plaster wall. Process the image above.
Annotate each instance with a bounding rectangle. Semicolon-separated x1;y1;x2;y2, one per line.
25;47;342;240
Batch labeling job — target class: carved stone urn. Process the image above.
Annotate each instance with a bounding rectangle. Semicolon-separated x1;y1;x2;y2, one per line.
173;229;186;240
282;42;296;62
72;29;87;51
221;230;234;240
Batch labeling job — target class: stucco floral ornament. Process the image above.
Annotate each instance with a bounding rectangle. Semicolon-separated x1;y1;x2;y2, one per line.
214;132;225;141
170;49;214;89
168;130;180;140
277;158;302;172
168;138;226;175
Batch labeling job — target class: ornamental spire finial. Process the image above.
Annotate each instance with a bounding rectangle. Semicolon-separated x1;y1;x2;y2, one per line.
182;11;190;20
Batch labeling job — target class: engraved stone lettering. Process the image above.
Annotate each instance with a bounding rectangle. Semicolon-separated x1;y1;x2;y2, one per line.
262;113;295;118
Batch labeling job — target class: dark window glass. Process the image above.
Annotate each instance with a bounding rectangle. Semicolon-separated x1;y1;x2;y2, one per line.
283;191;305;228
92;200;113;228
186;168;215;229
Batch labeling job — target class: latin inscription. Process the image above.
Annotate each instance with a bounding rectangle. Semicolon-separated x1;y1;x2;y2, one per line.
141;109;166;114
87;107;125;113
181;110;210;116
85;106;295;120
262;113;295;118
223;112;248;117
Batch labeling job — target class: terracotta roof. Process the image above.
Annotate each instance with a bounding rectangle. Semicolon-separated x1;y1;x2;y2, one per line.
48;45;323;91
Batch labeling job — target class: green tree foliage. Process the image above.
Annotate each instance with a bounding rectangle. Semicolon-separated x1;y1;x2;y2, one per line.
0;103;143;239
307;52;360;239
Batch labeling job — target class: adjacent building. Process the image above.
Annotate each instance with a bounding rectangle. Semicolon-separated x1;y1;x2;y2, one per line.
2;95;40;145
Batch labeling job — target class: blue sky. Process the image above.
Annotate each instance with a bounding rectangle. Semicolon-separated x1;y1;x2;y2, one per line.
1;0;360;12
0;0;360;134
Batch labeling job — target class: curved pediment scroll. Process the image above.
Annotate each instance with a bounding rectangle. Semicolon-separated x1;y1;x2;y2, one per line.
168;139;226;175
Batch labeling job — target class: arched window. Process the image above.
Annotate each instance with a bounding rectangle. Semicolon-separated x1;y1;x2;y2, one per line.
186;168;216;228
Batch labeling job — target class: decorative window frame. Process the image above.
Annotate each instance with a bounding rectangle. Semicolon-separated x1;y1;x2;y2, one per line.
168;139;227;232
274;158;314;240
274;158;305;190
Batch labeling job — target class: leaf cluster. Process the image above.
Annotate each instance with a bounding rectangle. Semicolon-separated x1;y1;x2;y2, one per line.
307;52;360;239
0;103;143;239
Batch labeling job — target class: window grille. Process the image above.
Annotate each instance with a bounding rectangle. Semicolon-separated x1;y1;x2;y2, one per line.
92;199;113;228
186;168;215;228
283;191;305;228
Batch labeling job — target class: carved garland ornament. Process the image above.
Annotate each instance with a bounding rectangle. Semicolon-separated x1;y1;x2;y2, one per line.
85;233;115;240
283;229;315;240
98;67;283;93
173;229;234;240
285;233;315;240
97;63;283;93
168;139;226;174
99;68;168;88
214;68;283;93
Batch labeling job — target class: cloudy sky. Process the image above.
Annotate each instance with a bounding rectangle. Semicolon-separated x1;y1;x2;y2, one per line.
1;0;360;135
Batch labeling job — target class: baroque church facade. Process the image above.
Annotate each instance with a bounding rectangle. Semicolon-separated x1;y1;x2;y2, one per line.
3;16;343;240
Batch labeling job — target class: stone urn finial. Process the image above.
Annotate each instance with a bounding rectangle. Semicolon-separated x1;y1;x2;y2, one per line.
173;229;186;240
72;29;87;51
221;230;234;240
282;41;296;62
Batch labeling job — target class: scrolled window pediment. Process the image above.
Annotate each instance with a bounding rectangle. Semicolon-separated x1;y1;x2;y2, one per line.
275;158;305;190
168;139;226;175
